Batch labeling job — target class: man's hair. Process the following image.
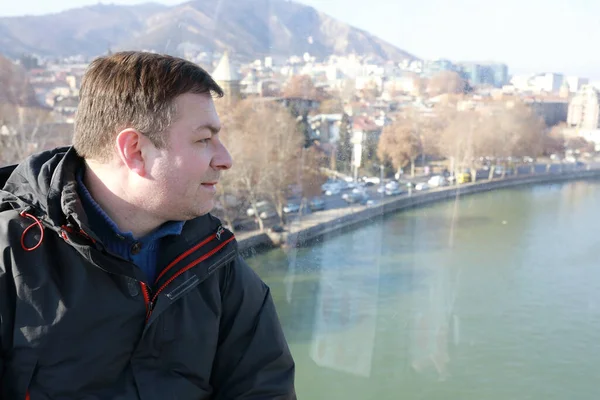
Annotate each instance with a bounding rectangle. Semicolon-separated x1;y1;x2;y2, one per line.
73;51;224;162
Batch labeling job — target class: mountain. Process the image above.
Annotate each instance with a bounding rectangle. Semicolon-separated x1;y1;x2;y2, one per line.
0;0;416;62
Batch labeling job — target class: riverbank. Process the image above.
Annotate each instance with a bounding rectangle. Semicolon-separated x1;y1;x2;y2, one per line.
236;168;600;253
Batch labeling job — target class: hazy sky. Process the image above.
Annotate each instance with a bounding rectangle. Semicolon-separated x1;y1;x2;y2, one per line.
2;0;599;79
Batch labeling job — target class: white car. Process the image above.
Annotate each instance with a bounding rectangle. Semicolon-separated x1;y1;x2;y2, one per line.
325;186;341;196
362;176;381;185
385;187;403;196
385;181;400;190
283;202;300;214
428;175;448;187
322;180;345;195
415;182;429;191
383;181;403;195
247;201;277;219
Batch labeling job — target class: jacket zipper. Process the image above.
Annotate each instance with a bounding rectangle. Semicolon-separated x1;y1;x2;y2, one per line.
140;282;153;319
140;232;235;321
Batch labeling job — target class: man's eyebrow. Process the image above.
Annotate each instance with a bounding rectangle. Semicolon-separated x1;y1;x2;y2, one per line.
194;123;221;135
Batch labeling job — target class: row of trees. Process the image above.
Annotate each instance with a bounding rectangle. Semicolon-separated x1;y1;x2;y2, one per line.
377;101;549;181
214;99;326;231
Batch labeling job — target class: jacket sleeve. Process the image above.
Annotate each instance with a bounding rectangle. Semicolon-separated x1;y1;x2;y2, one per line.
211;255;296;400
0;259;4;400
0;248;16;400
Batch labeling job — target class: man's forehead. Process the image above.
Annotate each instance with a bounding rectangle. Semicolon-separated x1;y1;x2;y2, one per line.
175;93;219;122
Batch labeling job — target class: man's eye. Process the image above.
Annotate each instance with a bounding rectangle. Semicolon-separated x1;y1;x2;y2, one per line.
197;138;210;144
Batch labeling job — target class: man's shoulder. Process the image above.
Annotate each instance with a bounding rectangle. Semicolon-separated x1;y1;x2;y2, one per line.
182;213;226;237
0;163;18;188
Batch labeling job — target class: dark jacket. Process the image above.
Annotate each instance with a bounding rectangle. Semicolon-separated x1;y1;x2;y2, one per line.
0;147;296;399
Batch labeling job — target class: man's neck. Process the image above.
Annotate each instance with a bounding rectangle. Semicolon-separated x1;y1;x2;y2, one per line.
82;161;164;238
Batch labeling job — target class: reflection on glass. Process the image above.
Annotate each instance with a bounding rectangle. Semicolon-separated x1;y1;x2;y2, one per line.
309;225;382;377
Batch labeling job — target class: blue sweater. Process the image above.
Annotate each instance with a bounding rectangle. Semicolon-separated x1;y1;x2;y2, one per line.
76;169;184;284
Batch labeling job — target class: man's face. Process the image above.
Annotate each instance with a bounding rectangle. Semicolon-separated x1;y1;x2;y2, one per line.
144;92;232;221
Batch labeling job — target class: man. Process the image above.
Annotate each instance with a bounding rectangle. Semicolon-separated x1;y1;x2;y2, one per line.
0;51;296;399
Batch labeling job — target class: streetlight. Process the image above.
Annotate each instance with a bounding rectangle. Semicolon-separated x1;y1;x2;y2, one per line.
379;163;385;198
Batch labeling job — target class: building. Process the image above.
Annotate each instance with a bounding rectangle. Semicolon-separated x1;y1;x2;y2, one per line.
308;114;343;144
212;51;241;104
524;98;569;126
510;73;565;93
458;62;508;88
490;64;509;88
567;85;600;130
566;76;589;93
421;59;457;78
532;73;564;93
351;116;381;180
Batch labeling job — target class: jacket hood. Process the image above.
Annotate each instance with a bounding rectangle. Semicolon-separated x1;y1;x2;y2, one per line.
0;146;86;230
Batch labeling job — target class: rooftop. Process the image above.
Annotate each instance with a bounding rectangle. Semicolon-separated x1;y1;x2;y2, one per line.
212;51;240;82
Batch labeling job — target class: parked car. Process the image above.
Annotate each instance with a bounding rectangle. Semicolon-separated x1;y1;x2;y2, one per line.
457;172;471;184
246;201;277;219
565;156;577;163
321;179;345;195
362;176;381;185
283;202;301;214
342;191;369;204
428;175;448;187
309;197;326;212
385;187;403;196
415;182;430;191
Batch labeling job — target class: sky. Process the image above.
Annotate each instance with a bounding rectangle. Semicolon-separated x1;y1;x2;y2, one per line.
1;0;599;79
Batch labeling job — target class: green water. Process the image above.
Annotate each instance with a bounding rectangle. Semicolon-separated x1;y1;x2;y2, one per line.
246;180;600;399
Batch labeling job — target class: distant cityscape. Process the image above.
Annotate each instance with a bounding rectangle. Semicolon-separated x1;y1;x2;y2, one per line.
4;48;600;152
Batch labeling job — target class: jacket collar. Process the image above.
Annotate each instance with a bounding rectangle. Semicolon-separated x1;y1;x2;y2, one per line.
1;146;218;249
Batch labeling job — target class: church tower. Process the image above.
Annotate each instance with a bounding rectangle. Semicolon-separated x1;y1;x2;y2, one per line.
212;51;241;105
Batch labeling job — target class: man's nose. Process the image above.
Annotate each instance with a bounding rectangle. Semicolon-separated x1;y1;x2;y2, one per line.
212;141;233;171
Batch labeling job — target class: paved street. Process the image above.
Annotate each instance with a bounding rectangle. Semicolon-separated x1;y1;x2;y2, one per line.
233;161;598;242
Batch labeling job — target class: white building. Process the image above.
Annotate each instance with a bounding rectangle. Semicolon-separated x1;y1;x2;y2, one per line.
567;85;600;130
566;76;589;93
511;73;564;93
530;73;564;93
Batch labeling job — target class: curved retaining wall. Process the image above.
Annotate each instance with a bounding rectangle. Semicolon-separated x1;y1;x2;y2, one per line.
238;169;600;252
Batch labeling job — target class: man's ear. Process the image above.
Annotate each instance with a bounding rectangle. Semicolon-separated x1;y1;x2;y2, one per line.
115;128;150;177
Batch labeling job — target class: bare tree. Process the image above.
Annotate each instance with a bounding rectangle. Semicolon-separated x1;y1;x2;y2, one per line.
318;97;344;114
427;71;466;97
213;104;247;232
297;147;327;213
217;98;306;229
215;99;270;231
439;110;485;180
0;55;38;107
377;110;424;177
0;104;56;165
478;111;511;180
545;124;566;155
482;102;545;177
566;136;594;154
259;103;305;224
283;75;319;100
507;103;545;175
0;56;58;165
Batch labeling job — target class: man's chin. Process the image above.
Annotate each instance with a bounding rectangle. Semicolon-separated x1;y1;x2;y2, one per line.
194;202;215;218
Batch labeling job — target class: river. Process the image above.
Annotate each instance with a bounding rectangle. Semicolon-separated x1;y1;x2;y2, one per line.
245;179;600;399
